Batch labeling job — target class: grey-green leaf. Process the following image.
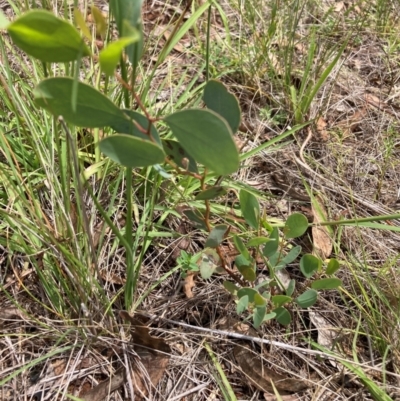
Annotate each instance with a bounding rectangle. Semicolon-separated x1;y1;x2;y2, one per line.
34;78;127;127
326;258;341;275
195;186;226;200
239;189;260;229
203;80;241;133
295;289;318;308
284;212;308;239
274;307;292;325
8;10;90;62
311;278;342;290
164;109;239;175
99;135;165;168
300;254;321;278
204;224;228;248
162;139;198;173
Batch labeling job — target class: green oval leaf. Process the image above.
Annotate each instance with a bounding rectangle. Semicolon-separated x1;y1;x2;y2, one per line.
100;34;139;76
233;235;250;259
274;307;292;326
326;258;341;275
198;249;220;279
110;0;144;68
254;293;267;307
300;254;321;278
263;227;279;258
247;236;270;247
162;139;198;173
164;109;239;175
253;305;266;329
182;209;207;230
91;5;108;38
263;312;277;322
203;80;241;133
295;289;318;308
34;77;127;127
237;288;258;303
239;266;257;282
275;245;302;269
286;279;296;296
99;134;165;168
195;186;226;200
204;224;228;248
223;281;238;295
8;10;90;62
311;278;342;290
113;110;161;146
237;295;249;314
272;295;292;307
284;212;308;239
239;189;260;229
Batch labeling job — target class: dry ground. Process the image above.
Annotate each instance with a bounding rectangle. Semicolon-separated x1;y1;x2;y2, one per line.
1;0;400;400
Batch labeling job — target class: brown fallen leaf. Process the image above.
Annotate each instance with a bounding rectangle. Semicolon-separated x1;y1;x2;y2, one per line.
119;311;171;354
183;271;196;298
234;345;309;394
81;312;171;400
80;367;125;401
311;196;333;259
316;117;329;142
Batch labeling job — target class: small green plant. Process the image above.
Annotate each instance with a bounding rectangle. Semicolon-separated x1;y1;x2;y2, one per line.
3;2;342;326
183;189;343;328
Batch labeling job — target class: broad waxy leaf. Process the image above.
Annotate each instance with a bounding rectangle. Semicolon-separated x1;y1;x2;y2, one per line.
286;279;296;296
326;258;341;275
110;0;143;67
99;135;164;168
223;281;238;295
295;289;318;308
300;254;321;278
237;288;258;303
91;5;107;38
34;78;127;127
284;212;308;239
274;307;292;325
253;305;266;329
239;189;260;229
274;245;302;269
112;109;161;146
203;80;241;133
162;139;198;173
204;224;228;248
73;9;91;41
195;186;226;200
311;278;342;290
263;227;279;258
164;109;239;175
182;209;207;230
8;10;90;62
237;265;256;282
198;249;220;279
247;236;270;247
272;295;292;307
100;34;139;76
237;295;249;314
233;235;250;259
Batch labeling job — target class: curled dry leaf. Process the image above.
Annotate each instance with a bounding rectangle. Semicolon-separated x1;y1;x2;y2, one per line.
183;271;196;298
233;345;309;394
309;311;339;368
311;196;332;259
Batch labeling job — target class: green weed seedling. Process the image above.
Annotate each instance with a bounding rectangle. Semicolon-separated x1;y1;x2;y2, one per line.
4;3;342;321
